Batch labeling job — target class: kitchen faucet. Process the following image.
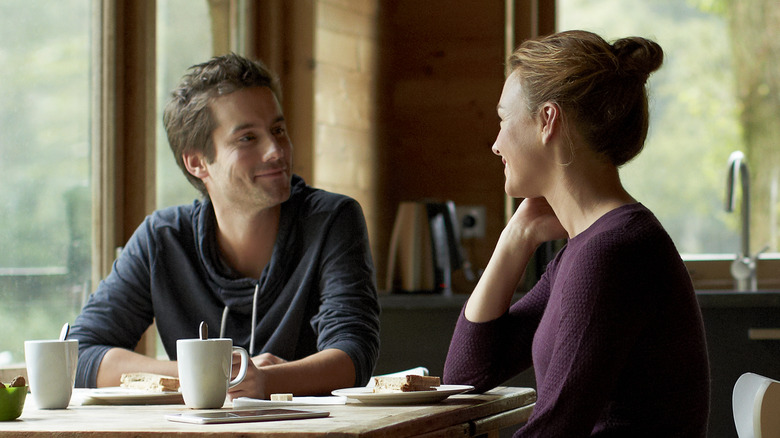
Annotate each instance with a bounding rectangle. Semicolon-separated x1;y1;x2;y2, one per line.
724;150;764;291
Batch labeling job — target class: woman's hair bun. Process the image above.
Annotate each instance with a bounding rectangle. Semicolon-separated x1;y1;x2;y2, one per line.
612;37;664;82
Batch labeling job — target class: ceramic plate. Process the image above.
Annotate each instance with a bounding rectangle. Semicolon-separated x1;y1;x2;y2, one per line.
82;387;184;405
331;384;474;405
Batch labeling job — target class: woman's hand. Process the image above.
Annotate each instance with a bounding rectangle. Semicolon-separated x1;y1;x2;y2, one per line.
505;197;567;247
464;197;566;323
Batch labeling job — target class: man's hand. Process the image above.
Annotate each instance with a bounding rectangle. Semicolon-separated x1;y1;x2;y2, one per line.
224;352;288;400
227;353;267;400
252;352;287;367
226;349;355;401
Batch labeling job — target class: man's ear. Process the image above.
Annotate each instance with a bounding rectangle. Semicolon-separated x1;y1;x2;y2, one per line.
539;102;560;144
183;152;209;179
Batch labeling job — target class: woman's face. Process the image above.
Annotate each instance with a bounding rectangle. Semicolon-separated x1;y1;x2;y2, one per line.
492;72;548;198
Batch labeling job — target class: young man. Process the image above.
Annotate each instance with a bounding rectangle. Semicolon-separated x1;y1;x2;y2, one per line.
70;54;380;400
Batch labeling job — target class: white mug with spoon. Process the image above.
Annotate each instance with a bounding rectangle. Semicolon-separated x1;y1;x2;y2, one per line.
177;321;249;409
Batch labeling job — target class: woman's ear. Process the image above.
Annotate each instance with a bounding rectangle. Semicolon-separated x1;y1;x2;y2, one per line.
538;102;560;144
183;152;209;180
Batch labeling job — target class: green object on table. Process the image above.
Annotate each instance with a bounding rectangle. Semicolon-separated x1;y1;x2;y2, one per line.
0;386;28;421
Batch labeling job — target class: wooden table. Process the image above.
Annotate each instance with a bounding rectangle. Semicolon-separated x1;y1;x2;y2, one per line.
0;386;536;437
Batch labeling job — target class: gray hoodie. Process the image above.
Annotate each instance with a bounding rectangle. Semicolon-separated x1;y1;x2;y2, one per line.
71;175;380;388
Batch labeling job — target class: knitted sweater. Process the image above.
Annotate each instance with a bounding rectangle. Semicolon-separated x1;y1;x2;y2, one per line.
444;203;709;437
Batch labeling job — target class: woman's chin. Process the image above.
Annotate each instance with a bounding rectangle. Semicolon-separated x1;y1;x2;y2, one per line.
504;183;522;199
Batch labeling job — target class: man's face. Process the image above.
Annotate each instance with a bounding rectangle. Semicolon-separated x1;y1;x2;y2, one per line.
192;86;293;214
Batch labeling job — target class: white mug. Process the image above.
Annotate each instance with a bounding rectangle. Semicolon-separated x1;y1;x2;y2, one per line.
176;338;249;409
24;339;78;409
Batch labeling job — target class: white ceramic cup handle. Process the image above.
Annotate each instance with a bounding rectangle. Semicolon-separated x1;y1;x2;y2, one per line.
229;346;249;388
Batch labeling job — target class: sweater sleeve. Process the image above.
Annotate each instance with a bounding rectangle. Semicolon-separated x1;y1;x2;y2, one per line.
309;199;380;386
443;270;552;391
69;218;156;387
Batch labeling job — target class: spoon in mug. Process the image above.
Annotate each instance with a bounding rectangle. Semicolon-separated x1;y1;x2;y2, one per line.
199;321;208;340
59;322;70;341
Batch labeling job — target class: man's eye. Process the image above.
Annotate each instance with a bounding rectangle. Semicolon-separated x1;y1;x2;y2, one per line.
238;134;256;142
272;126;286;136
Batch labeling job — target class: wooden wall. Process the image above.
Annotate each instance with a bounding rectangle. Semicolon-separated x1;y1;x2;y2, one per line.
312;1;381;252
373;1;555;292
256;1;555;293
374;1;507;292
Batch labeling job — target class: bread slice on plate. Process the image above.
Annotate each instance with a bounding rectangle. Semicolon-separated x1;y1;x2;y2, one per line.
120;372;180;392
372;375;441;393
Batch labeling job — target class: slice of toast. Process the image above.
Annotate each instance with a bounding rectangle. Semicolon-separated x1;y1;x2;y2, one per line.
120;372;180;392
372;375;441;393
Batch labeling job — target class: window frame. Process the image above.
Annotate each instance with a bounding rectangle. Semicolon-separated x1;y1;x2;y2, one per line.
0;1;252;372
91;0;251;359
550;0;780;290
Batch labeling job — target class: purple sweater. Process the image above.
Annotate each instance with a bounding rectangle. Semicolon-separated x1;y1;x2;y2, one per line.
444;203;709;437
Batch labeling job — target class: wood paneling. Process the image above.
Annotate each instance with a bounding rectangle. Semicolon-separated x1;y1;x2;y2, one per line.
92;0;157;356
252;1;555;293
375;1;512;292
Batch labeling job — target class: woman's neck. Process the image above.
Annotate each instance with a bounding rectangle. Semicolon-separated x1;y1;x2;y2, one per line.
546;157;635;238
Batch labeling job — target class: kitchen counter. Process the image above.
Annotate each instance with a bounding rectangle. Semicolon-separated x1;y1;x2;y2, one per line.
696;290;780;437
696;289;780;307
380;290;780;309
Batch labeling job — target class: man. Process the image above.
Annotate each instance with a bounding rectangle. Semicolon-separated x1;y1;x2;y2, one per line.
70;53;380;400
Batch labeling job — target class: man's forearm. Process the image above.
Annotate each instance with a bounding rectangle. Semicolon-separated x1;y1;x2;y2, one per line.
258;348;355;397
96;347;178;387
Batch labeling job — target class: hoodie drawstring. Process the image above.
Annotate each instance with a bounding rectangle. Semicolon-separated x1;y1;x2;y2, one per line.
219;306;229;339
249;284;259;355
219;283;260;355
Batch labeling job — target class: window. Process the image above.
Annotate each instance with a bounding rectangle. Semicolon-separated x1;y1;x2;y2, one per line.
155;0;212;209
0;0;250;369
558;0;780;260
156;0;251;210
0;0;92;366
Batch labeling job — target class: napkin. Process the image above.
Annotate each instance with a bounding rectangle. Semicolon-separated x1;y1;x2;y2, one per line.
233;395;346;408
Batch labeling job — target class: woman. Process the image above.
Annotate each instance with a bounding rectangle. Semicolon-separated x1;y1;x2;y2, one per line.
443;30;710;437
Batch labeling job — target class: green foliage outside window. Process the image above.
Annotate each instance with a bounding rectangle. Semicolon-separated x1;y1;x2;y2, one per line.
559;0;779;255
0;0;91;365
